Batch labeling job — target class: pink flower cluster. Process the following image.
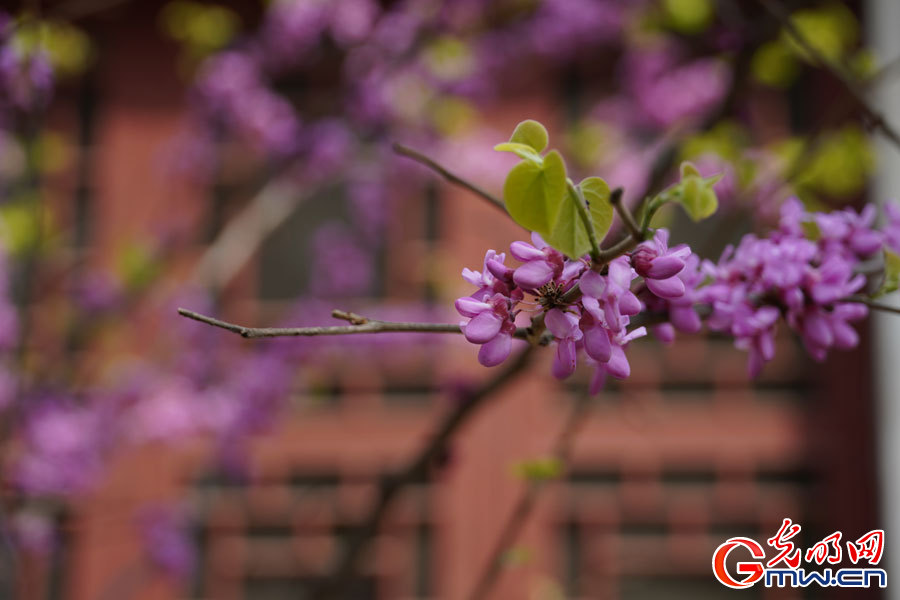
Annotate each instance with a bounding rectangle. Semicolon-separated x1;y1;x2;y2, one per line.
456;230;693;392
458;200;900;386
696;199;886;375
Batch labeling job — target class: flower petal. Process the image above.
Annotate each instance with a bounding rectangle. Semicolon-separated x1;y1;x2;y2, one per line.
455;297;491;318
545;308;578;339
803;313;833;348
646;255;685;279
513;260;555;289
478;333;512;367
584;326;612;362
510;241;544;262
589;365;607;394
670;306;701;333
464;311;503;344
652;323;675;344
646;276;685;299
579;270;606;298
619;291;642;315
604;344;630;379
551;338;577;379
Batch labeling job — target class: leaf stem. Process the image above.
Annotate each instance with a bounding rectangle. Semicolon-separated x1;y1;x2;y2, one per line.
611;187;642;241
566;180;602;262
392;143;507;213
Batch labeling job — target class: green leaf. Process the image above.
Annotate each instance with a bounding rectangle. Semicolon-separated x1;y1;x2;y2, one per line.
752;40;800;88
513;457;563;482
545;187;593;259
503;149;567;234
501;546;533;567
680;161;702;179
703;173;724;186
0;202;42;256
676;161;719;221
580;177;613;243
662;0;715;34
877;248;900;297
800;219;821;241
509;119;549;153
494;142;543;163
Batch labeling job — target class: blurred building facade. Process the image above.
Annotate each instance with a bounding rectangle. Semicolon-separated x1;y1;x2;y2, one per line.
26;2;882;600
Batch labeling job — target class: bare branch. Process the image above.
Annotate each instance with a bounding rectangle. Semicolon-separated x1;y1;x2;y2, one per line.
757;0;900;149
318;344;538;599
189;177;313;290
467;392;591;600
392;143;507;214
177;307;475;338
849;296;900;316
611;187;642;241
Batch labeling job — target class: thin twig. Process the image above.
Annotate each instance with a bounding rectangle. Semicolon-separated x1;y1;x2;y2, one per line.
189;177;315;289
466;392;591;600
849;296;900;316
867;53;900;89
757;0;900;149
177;307;483;339
567;181;602;261
392;143;507;213
318;344;538;599
610;187;642;241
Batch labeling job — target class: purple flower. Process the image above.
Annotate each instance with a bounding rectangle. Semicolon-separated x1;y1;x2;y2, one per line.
579;297;613;362
589;324;647;389
510;233;566;290
789;302;867;361
330;0;380;47
806;255;865;305
701;199;874;375
309;223;374;297
580;257;641;333
15;399;109;495
625;45;730;129
456;292;516;367
137;504;196;580
462;249;518;299
0;45;54;111
884;202;900;253
546;308;582;379
631;229;690;299
815;204;883;258
126;379;200;443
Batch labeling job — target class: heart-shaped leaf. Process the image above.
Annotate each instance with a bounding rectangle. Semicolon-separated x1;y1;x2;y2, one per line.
509;119;549;153
502;149;567;234
545;187;593;259
494;142;543;163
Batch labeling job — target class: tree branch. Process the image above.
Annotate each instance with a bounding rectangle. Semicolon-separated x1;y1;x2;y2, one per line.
610;187;642;241
392;143;507;214
849;296;900;316
466;392;591;600
757;0;900;150
189;176;316;290
318;344;538;599
177;307;527;339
